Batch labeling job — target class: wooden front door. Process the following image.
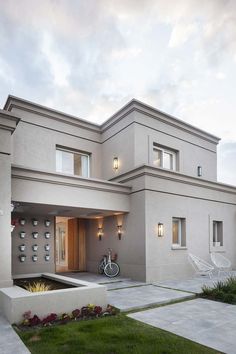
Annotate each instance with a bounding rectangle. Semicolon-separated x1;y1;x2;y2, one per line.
68;218;86;271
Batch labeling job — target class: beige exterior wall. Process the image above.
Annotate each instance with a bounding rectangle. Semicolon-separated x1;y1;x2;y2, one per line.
0;112;19;288
86;192;146;281
11;120;102;179
12;214;55;276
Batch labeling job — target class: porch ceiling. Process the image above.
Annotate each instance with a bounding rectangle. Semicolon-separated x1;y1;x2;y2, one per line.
12;202;125;219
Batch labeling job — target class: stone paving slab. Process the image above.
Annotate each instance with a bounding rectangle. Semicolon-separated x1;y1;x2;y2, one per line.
0;314;30;354
108;284;194;311
155;271;236;294
57;271;129;284
129;298;236;354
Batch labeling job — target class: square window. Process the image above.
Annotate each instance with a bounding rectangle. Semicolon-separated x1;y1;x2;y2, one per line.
56;148;89;177
153;145;177;171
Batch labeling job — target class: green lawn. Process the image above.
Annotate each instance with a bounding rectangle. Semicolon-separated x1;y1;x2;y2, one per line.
16;313;219;354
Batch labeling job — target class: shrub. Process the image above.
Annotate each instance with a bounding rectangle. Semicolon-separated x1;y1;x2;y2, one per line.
201;276;236;304
25;281;51;292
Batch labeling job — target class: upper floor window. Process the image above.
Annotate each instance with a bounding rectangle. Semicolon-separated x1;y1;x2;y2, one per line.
153;145;177;171
56;147;90;178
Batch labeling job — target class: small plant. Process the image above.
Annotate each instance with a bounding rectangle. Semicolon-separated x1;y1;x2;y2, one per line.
25;281;51;292
19;304;118;329
201;276;236;304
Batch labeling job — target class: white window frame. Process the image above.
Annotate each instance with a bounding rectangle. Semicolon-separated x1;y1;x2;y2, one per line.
172;217;186;249
153;145;177;171
56;147;90;177
212;220;223;248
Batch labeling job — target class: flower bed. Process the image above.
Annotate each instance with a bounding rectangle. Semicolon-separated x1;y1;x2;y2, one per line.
17;304;119;330
201;276;236;304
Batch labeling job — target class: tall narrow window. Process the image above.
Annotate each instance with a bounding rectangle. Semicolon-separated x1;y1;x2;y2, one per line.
213;221;223;247
153;145;177;171
56;148;89;177
172;218;186;247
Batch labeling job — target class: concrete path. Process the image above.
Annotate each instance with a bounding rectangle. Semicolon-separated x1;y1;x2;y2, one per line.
155;271;236;294
108;284;194;311
0;314;30;354
129;298;236;354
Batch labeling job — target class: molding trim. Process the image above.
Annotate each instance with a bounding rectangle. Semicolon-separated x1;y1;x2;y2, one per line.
11;165;131;195
131;188;236;206
110;165;236;195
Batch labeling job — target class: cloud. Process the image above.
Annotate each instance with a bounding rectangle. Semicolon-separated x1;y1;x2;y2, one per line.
0;0;236;184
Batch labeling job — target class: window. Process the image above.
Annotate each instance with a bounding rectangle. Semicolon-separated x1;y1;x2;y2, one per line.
172;218;186;247
56;148;89;177
213;221;223;247
153;145;177;170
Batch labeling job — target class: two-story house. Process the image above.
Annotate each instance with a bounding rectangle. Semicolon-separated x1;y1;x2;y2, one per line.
0;95;236;288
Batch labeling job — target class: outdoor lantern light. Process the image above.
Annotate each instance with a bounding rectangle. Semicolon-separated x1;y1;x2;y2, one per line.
98;227;103;241
117;225;122;240
113;157;119;170
197;166;202;177
157;223;164;237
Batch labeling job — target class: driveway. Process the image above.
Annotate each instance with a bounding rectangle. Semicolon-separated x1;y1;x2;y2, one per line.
129;298;236;354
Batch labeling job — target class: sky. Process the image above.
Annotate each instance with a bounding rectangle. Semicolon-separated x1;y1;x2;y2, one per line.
0;0;235;185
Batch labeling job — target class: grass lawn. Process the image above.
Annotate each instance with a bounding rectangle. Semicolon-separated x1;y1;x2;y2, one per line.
16;313;218;354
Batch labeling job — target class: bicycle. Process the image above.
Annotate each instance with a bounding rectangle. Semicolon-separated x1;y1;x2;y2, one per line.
98;248;120;277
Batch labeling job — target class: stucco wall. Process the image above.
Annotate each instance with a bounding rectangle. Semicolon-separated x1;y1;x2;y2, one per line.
11;214;55;275
86;192;146;281
11;120;102;179
134;119;217;181
0;154;12;287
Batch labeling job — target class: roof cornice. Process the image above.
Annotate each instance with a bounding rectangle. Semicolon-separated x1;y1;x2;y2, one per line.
0;109;20;134
110;164;236;195
4;95;221;143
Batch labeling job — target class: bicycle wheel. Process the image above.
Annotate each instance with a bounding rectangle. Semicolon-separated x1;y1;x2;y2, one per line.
98;261;105;274
104;262;120;277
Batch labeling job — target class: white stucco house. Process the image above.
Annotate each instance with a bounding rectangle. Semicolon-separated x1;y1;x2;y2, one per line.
0;95;236;289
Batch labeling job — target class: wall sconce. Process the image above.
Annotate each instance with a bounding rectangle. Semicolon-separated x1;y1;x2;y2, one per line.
197;166;202;177
117;225;122;240
157;223;164;237
98;227;103;241
113;157;119;170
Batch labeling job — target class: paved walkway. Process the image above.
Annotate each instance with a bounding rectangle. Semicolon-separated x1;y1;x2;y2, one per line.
129;298;236;354
155;271;236;294
0;314;30;354
108;284;194;311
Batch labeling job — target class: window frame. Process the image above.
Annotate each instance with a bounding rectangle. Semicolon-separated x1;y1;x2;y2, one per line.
212;220;223;247
172;217;186;249
153;145;177;171
56;146;90;178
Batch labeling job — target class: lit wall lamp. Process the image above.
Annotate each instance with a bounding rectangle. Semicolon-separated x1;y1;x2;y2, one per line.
113;157;119;171
197;166;202;177
117;225;122;240
98;227;103;241
157;223;164;237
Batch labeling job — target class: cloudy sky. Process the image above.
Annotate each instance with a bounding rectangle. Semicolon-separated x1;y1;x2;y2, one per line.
0;0;235;184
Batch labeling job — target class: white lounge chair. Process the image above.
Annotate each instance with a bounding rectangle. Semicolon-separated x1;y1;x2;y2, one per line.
188;253;214;278
210;253;231;276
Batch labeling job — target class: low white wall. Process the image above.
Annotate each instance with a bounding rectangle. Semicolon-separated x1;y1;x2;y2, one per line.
0;274;107;324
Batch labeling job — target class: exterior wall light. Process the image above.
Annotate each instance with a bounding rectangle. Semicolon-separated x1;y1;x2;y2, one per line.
157;223;164;237
117;225;122;240
197;166;202;177
98;227;103;241
113;157;119;170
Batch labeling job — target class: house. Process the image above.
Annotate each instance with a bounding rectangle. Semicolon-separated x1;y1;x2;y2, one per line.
0;95;236;288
